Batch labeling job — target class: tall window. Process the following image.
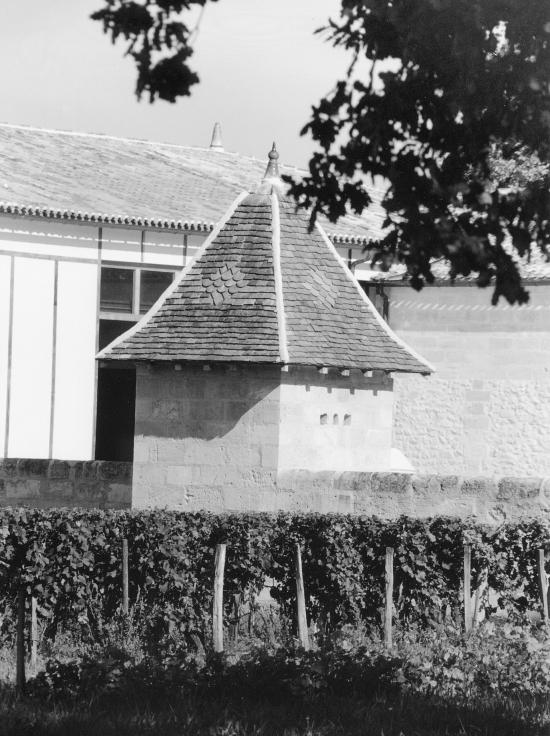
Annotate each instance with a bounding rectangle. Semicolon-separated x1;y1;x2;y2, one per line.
139;270;174;313
100;267;134;313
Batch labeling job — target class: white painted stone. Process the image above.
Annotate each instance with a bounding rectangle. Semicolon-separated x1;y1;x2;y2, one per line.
51;261;97;460
9;258;54;457
0;255;11;454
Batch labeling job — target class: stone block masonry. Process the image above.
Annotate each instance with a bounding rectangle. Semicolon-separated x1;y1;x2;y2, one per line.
278;366;394;472
132;363;396;509
0;458;131;508
133;363;282;509
1;459;548;523
387;284;550;476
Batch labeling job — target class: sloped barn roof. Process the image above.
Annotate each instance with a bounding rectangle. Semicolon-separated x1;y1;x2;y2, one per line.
0;122;384;243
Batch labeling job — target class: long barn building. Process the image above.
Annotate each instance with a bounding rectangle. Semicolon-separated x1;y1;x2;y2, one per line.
0;122;549;477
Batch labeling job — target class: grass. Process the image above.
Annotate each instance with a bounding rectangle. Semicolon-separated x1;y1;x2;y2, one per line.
0;685;547;736
0;607;548;736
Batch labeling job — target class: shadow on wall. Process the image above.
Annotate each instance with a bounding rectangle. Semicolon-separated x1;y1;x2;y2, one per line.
134;365;281;441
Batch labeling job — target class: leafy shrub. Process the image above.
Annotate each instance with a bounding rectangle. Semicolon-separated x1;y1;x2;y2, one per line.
26;620;550;703
0;510;548;637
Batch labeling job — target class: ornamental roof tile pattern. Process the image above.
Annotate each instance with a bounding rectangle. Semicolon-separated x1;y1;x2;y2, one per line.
0;123;383;244
99;187;432;374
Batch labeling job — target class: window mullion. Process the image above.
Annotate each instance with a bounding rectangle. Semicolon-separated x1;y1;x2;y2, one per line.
133;269;140;318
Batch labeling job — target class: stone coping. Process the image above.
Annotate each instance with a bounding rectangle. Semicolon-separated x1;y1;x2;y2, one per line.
0;459;132;509
0;461;548;521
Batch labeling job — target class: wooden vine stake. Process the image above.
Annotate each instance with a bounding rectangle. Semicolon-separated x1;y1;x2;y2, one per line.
248;589;256;635
537;548;549;623
231;593;241;643
30;596;38;672
213;543;226;653
463;544;472;633
384;547;394;650
121;538;129;615
16;587;25;694
294;543;309;650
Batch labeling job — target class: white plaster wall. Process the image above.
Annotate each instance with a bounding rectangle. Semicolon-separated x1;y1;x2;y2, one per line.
51;261;98;460
101;227;141;263
0;219;98;260
8;257;55;457
142;231;186;267
0;256;11;454
389;285;550;475
278;368;394;472
186;233;206;262
0;217;215;462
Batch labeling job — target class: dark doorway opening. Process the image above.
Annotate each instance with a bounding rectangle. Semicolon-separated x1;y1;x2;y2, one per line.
95;319;137;462
95;367;136;461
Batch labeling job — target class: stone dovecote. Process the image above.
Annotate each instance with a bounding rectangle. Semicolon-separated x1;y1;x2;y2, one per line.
98;147;433;510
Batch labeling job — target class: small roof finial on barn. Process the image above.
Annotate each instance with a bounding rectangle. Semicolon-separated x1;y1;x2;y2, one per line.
257;142;284;195
209;122;224;151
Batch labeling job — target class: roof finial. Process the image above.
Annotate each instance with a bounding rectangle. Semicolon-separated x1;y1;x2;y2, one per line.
257;142;284;195
209;122;224;151
264;142;280;179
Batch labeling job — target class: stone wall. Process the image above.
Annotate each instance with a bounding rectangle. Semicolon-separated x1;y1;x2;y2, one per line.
0;458;131;508
388;284;550;476
0;459;547;524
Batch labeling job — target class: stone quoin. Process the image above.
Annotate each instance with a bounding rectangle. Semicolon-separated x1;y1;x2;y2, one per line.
98;146;432;510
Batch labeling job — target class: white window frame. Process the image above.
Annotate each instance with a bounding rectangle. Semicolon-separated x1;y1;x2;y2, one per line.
99;263;177;321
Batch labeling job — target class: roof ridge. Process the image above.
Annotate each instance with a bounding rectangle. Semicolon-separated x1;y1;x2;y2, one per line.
313;221;435;375
0;121;242;156
0;121;310;170
0;122;389;190
271;192;289;363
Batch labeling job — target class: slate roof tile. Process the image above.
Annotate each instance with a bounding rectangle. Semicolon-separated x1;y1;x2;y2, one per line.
100;184;431;374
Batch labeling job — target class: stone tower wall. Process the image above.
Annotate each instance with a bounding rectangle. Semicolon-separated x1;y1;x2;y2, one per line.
132;364;281;509
278;367;394;472
132;364;398;509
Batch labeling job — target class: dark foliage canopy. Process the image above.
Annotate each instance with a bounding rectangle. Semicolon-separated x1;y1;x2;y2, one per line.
92;1;550;303
91;0;217;102
2;508;548;635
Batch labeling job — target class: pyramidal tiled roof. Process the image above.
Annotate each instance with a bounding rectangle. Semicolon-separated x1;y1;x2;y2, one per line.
98;149;432;374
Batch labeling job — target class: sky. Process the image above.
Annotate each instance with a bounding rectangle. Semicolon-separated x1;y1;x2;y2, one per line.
0;0;351;167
